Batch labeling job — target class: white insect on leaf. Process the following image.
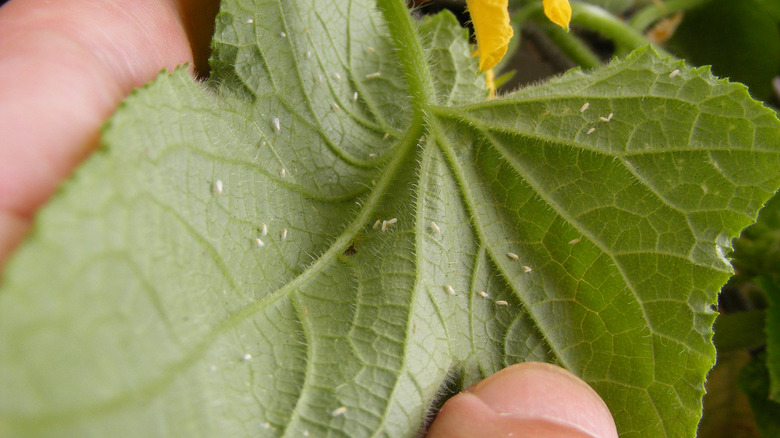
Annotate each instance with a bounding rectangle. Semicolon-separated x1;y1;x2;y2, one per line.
381;218;398;232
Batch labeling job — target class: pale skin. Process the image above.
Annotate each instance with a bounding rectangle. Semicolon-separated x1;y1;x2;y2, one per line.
0;1;618;436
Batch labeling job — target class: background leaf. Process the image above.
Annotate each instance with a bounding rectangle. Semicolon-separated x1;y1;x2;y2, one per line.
760;277;780;400
2;1;780;437
667;0;780;100
739;352;780;436
699;350;761;438
727;190;780;400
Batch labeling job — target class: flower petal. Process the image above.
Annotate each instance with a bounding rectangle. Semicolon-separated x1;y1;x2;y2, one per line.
543;0;572;30
466;0;513;71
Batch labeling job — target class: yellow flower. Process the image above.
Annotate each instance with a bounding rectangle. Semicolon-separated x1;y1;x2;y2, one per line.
466;0;513;71
466;0;572;72
543;0;572;30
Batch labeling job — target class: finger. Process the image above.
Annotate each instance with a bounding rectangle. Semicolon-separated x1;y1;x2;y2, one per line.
426;362;618;438
0;0;218;263
0;210;28;268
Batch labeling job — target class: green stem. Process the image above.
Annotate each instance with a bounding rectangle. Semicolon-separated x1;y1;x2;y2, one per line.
571;2;672;58
540;23;601;69
375;0;434;118
629;0;711;32
513;2;673;59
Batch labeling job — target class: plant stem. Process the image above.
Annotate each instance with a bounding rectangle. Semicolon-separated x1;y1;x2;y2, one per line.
629;0;711;32
513;2;673;59
570;2;673;58
540;23;601;69
375;0;434;118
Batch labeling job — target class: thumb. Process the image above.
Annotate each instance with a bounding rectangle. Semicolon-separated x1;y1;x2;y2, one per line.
426;362;618;438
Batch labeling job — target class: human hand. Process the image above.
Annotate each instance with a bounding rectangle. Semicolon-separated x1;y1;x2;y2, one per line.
0;1;618;437
427;362;618;438
0;0;218;262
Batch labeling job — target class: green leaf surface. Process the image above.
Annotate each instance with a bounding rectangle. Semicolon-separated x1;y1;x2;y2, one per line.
2;1;780;437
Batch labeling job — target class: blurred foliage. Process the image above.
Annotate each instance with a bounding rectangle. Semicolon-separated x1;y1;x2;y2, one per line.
758;277;780;400
739;352;780;436
667;0;780;100
700;350;761;438
508;0;638;13
725;187;780;435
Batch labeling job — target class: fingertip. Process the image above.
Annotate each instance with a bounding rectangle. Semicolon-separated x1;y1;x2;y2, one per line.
427;362;618;438
0;0;193;219
426;392;507;438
